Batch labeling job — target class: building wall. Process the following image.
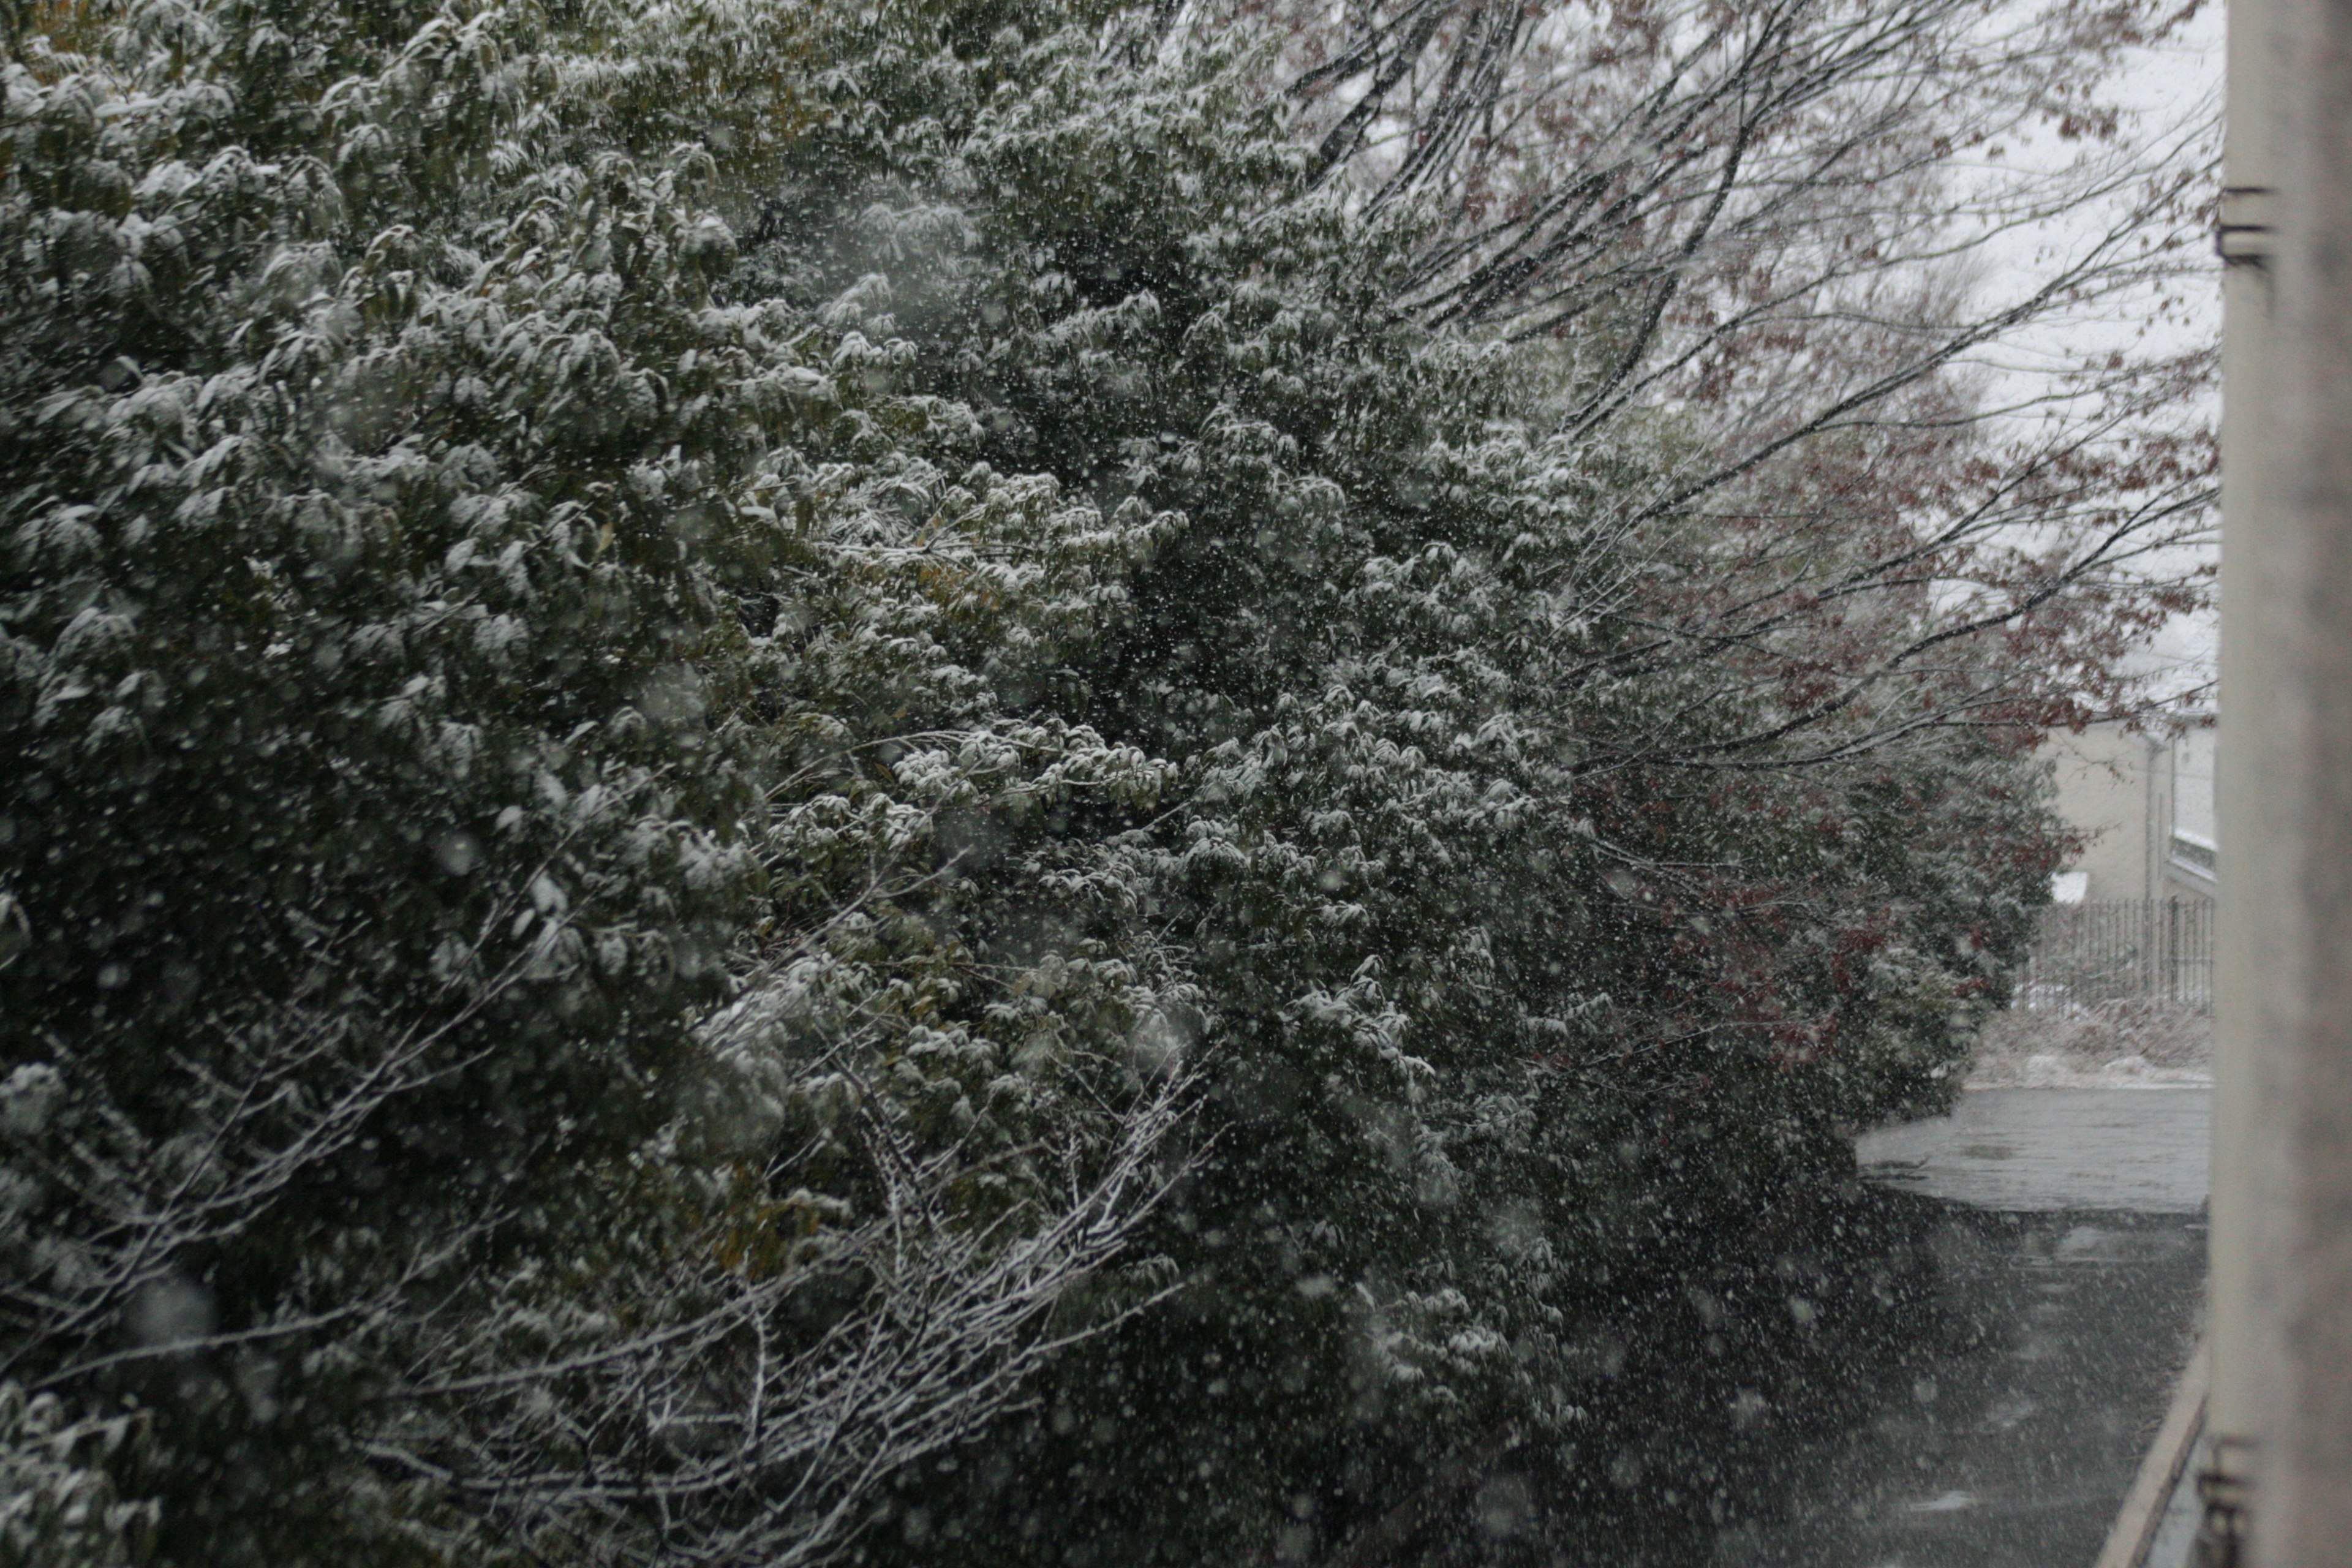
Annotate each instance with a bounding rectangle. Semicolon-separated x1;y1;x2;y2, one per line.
2045;723;2160;901
2037;720;2218;904
2163;723;2218;899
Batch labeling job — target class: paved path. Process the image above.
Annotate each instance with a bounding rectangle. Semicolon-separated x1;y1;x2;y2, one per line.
1709;1210;2205;1568
1702;1089;2211;1568
1855;1088;2211;1214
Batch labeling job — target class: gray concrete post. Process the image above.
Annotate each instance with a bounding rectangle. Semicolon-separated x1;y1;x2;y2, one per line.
2210;0;2280;1550
2213;0;2352;1560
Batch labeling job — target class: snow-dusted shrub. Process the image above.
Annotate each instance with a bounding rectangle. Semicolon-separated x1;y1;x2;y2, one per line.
731;10;2073;1562
6;0;2101;1560
2;0;1188;1559
0;1385;156;1568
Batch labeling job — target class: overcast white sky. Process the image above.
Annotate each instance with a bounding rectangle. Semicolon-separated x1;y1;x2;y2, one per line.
2105;4;2223;705
1988;4;2227;707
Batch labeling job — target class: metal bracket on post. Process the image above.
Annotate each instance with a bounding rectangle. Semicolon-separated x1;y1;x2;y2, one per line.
2193;1434;2255;1567
2217;187;2278;266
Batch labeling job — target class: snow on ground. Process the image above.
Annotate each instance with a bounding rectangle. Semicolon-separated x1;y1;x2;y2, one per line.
1966;1000;2214;1090
1968;1052;2213;1090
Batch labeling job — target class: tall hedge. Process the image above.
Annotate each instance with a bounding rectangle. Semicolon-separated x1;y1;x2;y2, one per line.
4;2;2062;1562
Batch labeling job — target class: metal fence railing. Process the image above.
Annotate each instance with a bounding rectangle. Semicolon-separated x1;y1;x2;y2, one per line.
2018;897;2215;1014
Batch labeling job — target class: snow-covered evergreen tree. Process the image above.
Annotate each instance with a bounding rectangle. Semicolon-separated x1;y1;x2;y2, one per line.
4;0;2156;1561
750;15;2068;1559
3;1;1189;1559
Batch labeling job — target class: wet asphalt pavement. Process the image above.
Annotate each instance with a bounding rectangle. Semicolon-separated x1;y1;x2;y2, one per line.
1707;1206;2204;1568
1702;1089;2209;1568
1855;1089;2210;1216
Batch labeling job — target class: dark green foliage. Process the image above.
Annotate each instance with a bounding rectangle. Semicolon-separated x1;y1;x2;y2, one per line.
2;1;2069;1562
0;1384;157;1567
738;11;2061;1562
